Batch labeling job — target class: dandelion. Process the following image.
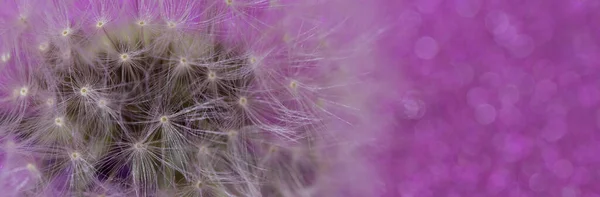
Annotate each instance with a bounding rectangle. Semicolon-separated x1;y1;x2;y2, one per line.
0;0;388;196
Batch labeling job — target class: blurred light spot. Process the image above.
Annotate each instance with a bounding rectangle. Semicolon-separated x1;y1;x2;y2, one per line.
553;159;574;179
475;104;496;125
415;36;439;60
467;87;489;107
454;0;481;17
542;118;567;142
509;34;535;58
485;11;509;35
401;96;426;119
499;85;520;105
416;0;442;14
529;173;548;192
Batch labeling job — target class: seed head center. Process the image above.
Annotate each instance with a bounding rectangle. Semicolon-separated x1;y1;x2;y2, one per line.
179;57;188;66
38;43;48;51
19;87;28;96
98;99;107;107
289;80;298;90
80;87;89;96
1;53;10;62
238;97;248;106
62;29;70;37
120;53;129;61
167;21;176;28
70;152;80;160
46;98;55;106
208;71;216;80
54;117;64;126
26;163;38;173
160;116;169;123
134;143;145;150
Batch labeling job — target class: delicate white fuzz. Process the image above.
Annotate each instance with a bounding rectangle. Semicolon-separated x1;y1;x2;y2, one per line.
96;21;106;28
133;142;145;151
238;97;248;107
1;53;10;62
160;116;169;123
26;163;39;174
38;42;48;51
289;80;298;90
46;98;55;106
207;71;216;81
54;117;64;127
120;53;129;62
70;152;80;160
97;99;107;108
179;57;188;66
167;21;177;28
61;28;71;37
80;87;89;96
19;87;28;97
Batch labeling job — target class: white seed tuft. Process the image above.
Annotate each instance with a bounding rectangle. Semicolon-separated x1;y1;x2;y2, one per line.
96;21;105;28
238;97;248;106
38;42;48;51
1;53;10;62
160;116;169;123
70;152;80;160
80;87;89;96
120;53;129;62
61;28;71;37
54;117;64;127
19;87;28;96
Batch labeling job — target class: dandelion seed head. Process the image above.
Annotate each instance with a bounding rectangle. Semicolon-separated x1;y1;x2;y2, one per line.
207;71;216;80
54;117;64;127
167;21;176;28
289;80;298;90
159;116;169;123
133;142;145;151
62;50;71;59
238;97;248;106
0;0;366;196
38;42;48;51
79;87;89;96
228;130;238;138
179;57;188;66
96;21;105;28
269;145;278;153
70;152;80;160
61;28;71;37
1;53;10;63
283;33;292;43
46;98;55;106
97;99;107;108
19;87;28;97
120;53;129;62
5;140;16;149
18;15;28;24
198;146;209;154
26;163;38;174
